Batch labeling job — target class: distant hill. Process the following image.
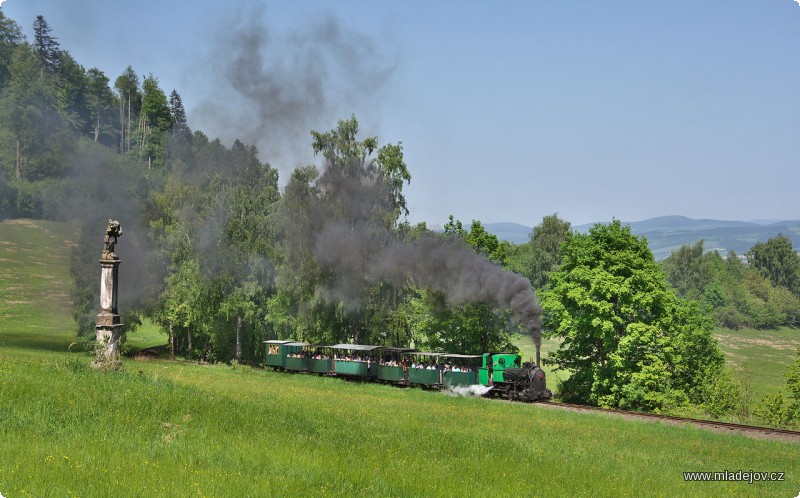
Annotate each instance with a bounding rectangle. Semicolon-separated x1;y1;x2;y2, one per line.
486;216;800;260
483;222;533;244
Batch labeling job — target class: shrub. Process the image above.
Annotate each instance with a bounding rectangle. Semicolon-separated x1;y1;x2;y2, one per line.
754;392;796;428
697;366;746;419
715;306;746;329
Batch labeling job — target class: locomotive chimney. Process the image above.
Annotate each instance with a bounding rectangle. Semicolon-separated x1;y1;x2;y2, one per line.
529;317;542;367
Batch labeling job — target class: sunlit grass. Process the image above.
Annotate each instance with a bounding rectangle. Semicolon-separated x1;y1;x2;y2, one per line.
714;326;800;406
125;319;167;352
0;219;78;353
0;351;798;497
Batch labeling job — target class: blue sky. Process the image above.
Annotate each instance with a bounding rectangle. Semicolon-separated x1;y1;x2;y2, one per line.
3;1;799;227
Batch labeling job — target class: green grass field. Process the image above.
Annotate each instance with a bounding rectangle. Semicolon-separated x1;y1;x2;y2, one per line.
0;219;79;352
2;219;800;496
125;319;168;352
714;326;800;402
2;350;799;497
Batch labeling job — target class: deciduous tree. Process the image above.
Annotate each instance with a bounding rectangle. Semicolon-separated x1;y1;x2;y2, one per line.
85;68;116;144
661;240;712;301
414;216;520;354
311;114;410;227
138;74;171;166
747;235;800;296
0;11;23;87
1;43;64;181
542;220;724;411
114;66;139;153
507;213;572;290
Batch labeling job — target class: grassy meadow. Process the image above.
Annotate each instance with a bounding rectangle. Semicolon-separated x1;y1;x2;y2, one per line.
0;219;79;352
714;326;800;405
2;218;800;496
3;350;800;497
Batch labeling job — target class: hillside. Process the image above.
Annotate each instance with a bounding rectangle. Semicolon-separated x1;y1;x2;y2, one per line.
486;216;800;260
0;219;79;351
3;349;799;497
480;222;533;244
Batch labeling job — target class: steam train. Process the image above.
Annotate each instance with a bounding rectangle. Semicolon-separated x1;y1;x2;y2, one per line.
264;341;552;402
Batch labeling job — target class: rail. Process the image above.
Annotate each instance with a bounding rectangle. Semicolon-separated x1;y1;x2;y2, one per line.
542;401;800;442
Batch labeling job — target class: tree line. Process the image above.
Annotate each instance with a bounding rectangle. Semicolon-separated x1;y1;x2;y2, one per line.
2;12;798;423
0;13;181;218
661;237;800;329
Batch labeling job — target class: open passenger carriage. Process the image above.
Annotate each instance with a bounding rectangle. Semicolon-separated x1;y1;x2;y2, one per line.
262;341;550;400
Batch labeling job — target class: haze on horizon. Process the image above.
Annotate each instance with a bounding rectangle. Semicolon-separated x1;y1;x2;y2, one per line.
3;0;798;227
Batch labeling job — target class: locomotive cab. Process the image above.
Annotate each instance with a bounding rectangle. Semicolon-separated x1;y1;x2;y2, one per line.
479;352;521;384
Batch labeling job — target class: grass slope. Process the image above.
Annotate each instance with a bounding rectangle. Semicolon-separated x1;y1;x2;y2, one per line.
1;351;799;497
2;219;800;496
0;219;78;352
714;327;800;403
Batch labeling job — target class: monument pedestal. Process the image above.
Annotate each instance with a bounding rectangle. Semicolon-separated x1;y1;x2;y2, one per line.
95;257;122;366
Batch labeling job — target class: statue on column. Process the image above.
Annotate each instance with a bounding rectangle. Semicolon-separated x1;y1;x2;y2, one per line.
102;219;123;259
95;219;123;368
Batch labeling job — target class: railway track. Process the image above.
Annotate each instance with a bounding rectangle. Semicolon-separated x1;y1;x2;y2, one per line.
542;401;800;442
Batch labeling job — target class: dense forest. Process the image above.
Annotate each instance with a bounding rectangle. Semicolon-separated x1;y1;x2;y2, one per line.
2;12;799;418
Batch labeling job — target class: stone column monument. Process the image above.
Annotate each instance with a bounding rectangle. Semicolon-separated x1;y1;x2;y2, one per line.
94;219;123;367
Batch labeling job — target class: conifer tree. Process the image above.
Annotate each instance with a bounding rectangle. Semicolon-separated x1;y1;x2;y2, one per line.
169;89;190;140
33;15;60;75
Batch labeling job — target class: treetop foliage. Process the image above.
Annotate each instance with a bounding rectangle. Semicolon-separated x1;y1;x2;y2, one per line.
444;215;507;265
505;213;571;291
0;11;24;85
311;114;411;221
747;235;800;295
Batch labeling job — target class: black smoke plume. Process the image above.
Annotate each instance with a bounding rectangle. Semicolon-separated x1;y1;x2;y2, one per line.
63;143;162;335
193;7;394;171
296;157;543;347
